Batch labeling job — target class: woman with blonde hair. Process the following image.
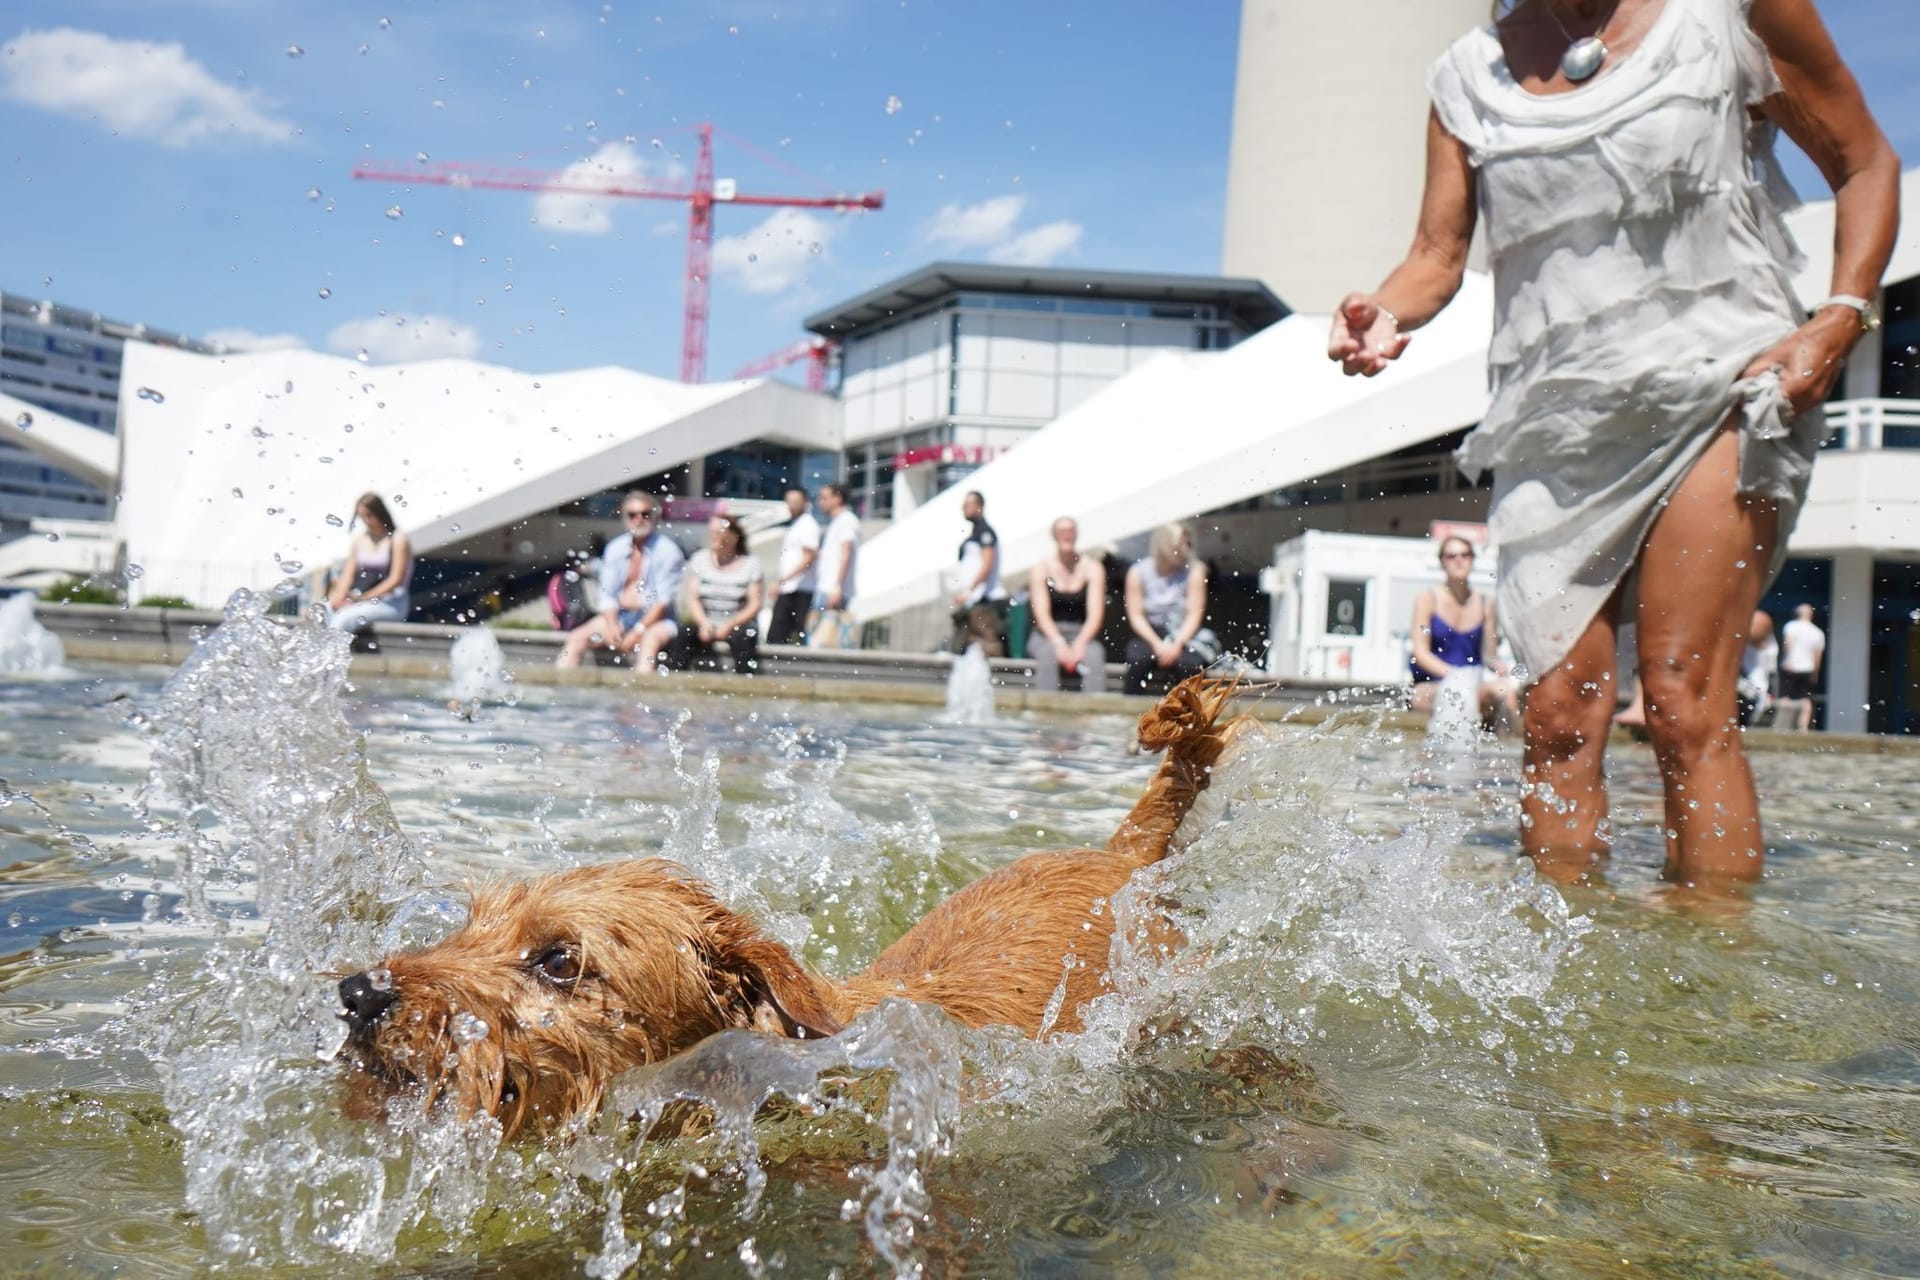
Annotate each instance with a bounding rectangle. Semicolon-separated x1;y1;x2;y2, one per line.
1327;0;1897;890
1122;522;1211;696
1409;535;1519;729
1027;516;1108;693
325;492;412;634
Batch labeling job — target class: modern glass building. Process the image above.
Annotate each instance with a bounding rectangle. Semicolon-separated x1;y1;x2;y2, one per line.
803;263;1285;518
0;290;214;524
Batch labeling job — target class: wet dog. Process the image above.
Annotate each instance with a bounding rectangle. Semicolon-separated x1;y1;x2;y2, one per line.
336;677;1246;1139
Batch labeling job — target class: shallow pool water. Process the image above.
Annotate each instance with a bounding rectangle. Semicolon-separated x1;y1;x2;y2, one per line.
2;609;1917;1278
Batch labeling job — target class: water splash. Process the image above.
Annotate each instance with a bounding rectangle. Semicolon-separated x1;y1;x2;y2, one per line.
938;644;995;725
447;625;513;717
0;593;67;675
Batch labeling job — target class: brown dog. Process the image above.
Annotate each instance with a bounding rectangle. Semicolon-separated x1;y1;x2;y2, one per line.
336;677;1245;1139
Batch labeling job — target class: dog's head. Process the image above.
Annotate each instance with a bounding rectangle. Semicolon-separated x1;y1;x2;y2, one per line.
335;859;842;1139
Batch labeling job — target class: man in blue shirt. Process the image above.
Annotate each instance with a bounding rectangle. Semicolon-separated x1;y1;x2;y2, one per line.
555;491;685;671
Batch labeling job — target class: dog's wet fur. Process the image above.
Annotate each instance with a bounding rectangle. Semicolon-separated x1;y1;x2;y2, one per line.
336;677;1247;1139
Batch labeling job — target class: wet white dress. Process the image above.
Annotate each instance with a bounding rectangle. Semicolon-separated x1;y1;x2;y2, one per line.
1428;0;1823;678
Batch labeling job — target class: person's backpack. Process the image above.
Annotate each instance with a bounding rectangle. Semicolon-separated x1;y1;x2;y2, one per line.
548;569;592;631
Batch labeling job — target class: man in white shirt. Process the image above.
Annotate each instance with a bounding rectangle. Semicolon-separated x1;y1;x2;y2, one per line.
767;485;821;647
813;484;860;644
1777;602;1826;731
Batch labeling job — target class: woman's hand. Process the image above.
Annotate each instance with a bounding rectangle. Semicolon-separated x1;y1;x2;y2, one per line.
1328;295;1412;377
1741;309;1861;414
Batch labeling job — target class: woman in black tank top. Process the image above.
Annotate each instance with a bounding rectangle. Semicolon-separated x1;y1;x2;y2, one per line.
1026;516;1108;694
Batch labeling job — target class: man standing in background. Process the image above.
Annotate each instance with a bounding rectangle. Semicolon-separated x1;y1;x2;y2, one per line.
1778;603;1827;732
767;485;820;647
949;489;1010;655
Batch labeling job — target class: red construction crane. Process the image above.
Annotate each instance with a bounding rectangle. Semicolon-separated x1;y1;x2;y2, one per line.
350;124;883;383
732;337;834;392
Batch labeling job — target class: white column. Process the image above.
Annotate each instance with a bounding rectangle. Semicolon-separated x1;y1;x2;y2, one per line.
1826;551;1874;733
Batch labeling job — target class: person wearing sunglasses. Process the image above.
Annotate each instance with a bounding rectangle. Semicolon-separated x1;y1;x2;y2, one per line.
555;491;685;671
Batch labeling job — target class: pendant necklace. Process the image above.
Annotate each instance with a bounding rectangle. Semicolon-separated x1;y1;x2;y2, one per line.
1546;0;1622;83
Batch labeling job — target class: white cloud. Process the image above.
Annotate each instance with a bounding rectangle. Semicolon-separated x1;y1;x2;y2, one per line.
204;327;308;353
919;195;1083;267
0;27;295;147
986;219;1084;267
531;142;673;235
921;195;1026;251
325;314;480;364
711;208;837;295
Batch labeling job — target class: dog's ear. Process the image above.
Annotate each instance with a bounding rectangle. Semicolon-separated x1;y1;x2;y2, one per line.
716;936;843;1042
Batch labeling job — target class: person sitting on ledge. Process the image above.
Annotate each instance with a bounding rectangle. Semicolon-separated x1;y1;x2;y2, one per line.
556;491;683;672
665;514;764;675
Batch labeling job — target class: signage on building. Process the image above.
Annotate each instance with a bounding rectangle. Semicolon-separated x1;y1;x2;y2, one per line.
890;443;1005;470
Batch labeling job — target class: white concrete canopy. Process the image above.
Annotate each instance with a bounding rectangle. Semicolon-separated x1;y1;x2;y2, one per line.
116;344;838;606
850;273;1497;622
0;390;117;489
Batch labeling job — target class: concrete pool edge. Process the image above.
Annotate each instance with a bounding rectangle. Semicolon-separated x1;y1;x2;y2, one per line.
36;602;1919;754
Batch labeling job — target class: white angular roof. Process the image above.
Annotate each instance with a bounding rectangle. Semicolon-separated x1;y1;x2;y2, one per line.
113;344;838;605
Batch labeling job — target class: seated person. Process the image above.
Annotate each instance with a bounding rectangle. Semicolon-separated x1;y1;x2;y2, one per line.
324;492;412;634
665;514;764;674
555;492;683;672
1027;515;1107;693
1409;536;1519;729
1737;608;1778;727
1123;523;1212;696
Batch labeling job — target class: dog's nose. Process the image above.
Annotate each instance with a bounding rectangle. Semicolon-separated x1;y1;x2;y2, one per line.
338;971;399;1032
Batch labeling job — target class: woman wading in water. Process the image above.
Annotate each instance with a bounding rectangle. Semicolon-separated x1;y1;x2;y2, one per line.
1330;0;1897;891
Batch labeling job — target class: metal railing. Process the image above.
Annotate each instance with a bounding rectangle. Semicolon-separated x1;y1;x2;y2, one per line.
1823;398;1920;450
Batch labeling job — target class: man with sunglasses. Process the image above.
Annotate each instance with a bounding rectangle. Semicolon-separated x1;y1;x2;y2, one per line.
555;490;685;671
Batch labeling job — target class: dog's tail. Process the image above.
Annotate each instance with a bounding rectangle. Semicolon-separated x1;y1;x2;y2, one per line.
1105;675;1245;866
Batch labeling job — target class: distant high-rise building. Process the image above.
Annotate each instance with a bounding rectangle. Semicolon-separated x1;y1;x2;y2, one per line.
0;290;214;523
1221;0;1487;314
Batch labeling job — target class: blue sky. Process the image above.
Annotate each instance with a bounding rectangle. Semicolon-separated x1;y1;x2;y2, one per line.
1;0;1913;381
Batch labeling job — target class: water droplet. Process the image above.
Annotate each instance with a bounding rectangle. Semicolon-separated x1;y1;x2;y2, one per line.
884;94;903;115
306;186;322;201
137;387;165;403
285;43;305;57
317;286;331;299
325;513;345;527
384;205;404;220
284;380;294;394
124;563;144;580
727;24;739;35
415;150;430;163
452;1011;489;1044
449;523;462;533
650;137;663;149
378;15;392;28
356;349;370;363
451;232;466;247
368;967;393;991
808;242;822;255
747;253;758;263
231;487;244;498
13;412;30;430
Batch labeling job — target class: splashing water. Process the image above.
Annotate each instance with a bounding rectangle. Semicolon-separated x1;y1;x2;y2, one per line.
1424;665;1485;757
105;600;1596;1277
938;643;995;725
0;593;66;675
447;625;513;716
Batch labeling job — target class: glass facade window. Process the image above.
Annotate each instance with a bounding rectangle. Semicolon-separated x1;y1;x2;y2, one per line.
1881;276;1920;401
703;441;803;500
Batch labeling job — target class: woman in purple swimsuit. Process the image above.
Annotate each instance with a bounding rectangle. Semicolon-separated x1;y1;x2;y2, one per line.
1410;535;1519;728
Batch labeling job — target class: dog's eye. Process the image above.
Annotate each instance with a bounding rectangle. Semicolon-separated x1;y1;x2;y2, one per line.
533;945;582;986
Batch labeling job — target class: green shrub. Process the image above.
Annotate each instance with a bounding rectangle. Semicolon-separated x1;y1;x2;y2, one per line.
41;576;121;605
138;595;196;610
491;618;555;631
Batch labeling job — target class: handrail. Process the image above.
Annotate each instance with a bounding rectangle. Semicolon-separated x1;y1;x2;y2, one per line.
1822;397;1920;450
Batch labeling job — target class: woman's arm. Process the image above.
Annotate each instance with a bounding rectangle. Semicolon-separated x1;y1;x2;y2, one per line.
1124;566;1159;647
1410;588;1451;678
1745;0;1900;410
327;536;361;607
1329;111;1480;377
1081;560;1108;636
1028;564;1062;647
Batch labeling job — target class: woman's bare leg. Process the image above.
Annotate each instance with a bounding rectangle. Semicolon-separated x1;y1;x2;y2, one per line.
1521;600;1622;883
1635;422;1779;889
